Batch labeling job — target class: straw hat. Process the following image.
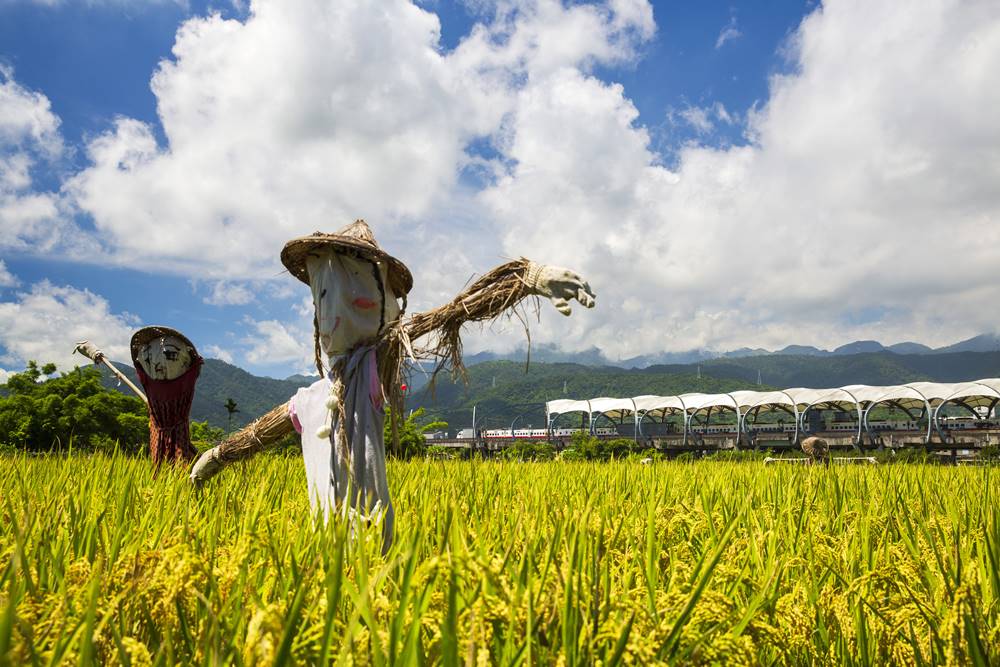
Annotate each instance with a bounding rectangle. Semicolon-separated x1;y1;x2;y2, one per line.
280;219;413;296
130;325;199;368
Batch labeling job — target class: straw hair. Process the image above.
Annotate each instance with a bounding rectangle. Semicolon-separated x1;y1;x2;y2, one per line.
281;219;413;296
800;436;830;462
130;325;198;368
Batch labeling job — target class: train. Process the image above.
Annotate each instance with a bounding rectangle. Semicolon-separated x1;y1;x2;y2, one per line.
453;427;619;440
446;417;998;441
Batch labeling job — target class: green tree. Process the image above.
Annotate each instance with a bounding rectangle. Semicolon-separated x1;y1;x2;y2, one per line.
384;406;447;459
190;420;225;450
0;361;148;453
223;397;240;432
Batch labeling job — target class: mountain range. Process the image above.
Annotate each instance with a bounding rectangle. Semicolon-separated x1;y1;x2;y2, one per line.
410;350;1000;430
79;332;1000;432
463;333;1000;368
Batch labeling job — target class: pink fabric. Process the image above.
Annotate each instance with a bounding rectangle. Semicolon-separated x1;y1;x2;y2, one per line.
367;351;383;410
288;397;303;434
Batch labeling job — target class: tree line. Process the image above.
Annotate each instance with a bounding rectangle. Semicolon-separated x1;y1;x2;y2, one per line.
0;361;445;460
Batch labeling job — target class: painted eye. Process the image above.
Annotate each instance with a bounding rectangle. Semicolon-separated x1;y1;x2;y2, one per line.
165;351;178;361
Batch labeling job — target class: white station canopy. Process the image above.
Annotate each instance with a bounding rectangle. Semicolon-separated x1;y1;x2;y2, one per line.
546;378;1000;427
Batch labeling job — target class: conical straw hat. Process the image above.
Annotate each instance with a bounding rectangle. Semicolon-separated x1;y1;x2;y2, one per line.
280;219;413;296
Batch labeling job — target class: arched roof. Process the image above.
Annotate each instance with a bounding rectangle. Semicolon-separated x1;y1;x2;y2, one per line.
863;383;944;411
680;393;740;415
549;378;1000;431
802;387;863;412
633;394;687;416
588;397;636;420
731;390;798;412
939;380;1000;410
546;399;590;418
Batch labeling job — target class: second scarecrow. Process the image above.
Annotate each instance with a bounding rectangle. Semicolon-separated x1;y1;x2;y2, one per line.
132;326;203;466
190;220;595;550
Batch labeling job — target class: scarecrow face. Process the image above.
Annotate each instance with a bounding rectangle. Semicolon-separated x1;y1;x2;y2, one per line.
138;335;193;381
307;251;400;357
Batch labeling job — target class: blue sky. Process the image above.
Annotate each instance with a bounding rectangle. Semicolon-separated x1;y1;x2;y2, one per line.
1;0;998;379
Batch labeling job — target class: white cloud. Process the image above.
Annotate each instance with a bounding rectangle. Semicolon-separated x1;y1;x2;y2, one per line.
715;16;742;49
0;281;140;371
241;318;312;369
668;101;736;136
55;0;652;285
205;343;234;363
6;0;1000;365
480;0;1000;356
0;368;11;384
0;260;18;287
0;66;75;254
678;106;713;135
200;280;255;306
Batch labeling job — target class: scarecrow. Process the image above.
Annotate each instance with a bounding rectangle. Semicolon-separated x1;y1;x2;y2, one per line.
75;326;203;467
189;220;595;549
132;326;203;466
800;436;830;465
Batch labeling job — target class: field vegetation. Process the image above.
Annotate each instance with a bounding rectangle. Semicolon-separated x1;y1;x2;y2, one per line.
2;455;997;665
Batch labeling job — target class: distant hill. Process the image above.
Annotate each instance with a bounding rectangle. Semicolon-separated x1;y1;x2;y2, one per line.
832;340;886;355
84;347;1000;433
410;351;1000;433
409;360;771;431
934;334;1000;354
886;342;933;354
662;351;1000;388
100;359;314;431
459;333;1000;369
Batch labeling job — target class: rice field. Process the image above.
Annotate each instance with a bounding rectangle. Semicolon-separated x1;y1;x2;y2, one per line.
1;455;997;665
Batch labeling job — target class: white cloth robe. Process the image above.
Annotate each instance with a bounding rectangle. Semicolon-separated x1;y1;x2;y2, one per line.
288;345;394;551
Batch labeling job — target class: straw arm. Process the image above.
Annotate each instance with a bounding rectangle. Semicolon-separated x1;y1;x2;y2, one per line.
394;257;534;393
403;258;533;343
190;401;295;486
73;340;149;405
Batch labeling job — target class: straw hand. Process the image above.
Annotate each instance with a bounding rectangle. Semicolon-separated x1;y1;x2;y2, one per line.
525;262;596;316
190;446;223;487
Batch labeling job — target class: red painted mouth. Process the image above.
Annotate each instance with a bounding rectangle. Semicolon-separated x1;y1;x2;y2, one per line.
352;297;377;310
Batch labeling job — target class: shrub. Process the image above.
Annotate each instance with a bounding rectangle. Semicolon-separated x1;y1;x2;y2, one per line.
0;361;148;453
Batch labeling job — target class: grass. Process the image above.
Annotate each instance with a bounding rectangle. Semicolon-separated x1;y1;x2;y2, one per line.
1;454;997;665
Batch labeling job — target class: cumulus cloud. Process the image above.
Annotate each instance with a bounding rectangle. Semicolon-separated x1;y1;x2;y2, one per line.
479;0;1000;356
0;281;141;371
0;66;73;253
200;280;255;306
7;0;1000;366
204;343;234;363
0;260;18;287
57;0;653;285
241;318;312;369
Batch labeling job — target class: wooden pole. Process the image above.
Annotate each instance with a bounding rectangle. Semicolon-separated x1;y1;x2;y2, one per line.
74;340;148;406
